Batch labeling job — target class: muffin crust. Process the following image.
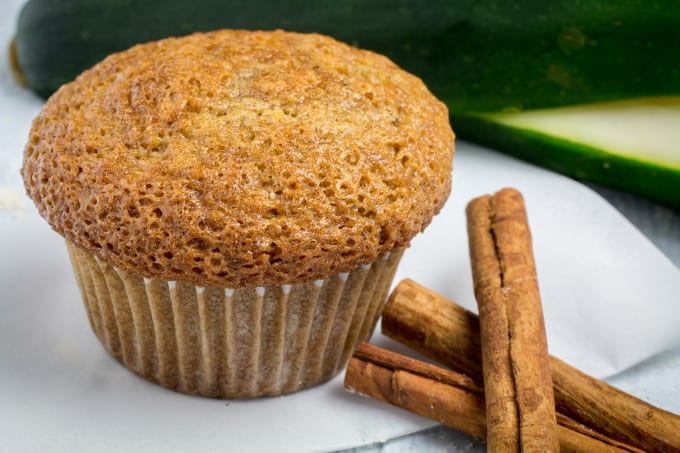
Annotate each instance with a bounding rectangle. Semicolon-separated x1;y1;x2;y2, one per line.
22;29;454;287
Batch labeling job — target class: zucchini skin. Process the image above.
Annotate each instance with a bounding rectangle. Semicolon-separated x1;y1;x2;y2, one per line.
14;0;680;110
453;114;680;209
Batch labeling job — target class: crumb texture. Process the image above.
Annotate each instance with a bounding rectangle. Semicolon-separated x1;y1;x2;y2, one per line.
23;30;454;286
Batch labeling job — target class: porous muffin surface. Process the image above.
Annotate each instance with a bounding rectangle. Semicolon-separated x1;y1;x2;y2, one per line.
22;29;454;287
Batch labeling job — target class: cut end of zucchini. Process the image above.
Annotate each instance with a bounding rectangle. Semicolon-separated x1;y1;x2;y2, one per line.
484;97;680;170
8;38;27;87
454;97;680;208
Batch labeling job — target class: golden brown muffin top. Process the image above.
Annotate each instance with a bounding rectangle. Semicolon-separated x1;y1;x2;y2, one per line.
22;29;454;287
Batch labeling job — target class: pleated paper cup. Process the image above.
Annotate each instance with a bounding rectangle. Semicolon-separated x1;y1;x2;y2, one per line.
66;241;403;399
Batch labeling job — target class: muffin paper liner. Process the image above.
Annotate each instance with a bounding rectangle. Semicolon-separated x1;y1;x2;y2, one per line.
66;241;403;398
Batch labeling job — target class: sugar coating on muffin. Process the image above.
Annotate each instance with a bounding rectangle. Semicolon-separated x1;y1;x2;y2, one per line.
22;29;454;287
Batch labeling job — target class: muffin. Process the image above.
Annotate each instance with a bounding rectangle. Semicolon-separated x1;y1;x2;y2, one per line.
21;29;454;398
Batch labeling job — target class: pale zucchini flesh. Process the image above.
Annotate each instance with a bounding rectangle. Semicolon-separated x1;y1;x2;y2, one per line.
454;97;680;208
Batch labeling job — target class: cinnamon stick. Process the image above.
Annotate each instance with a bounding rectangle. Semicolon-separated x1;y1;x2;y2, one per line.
346;342;487;439
466;188;558;452
344;342;643;452
382;279;680;453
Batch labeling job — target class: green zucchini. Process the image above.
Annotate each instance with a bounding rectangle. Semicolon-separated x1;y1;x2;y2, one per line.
12;0;680;207
454;97;680;208
13;0;680;109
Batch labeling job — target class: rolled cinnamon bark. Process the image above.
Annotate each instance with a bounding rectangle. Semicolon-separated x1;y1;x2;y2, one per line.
382;279;680;453
344;342;643;452
466;188;558;452
345;342;487;439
